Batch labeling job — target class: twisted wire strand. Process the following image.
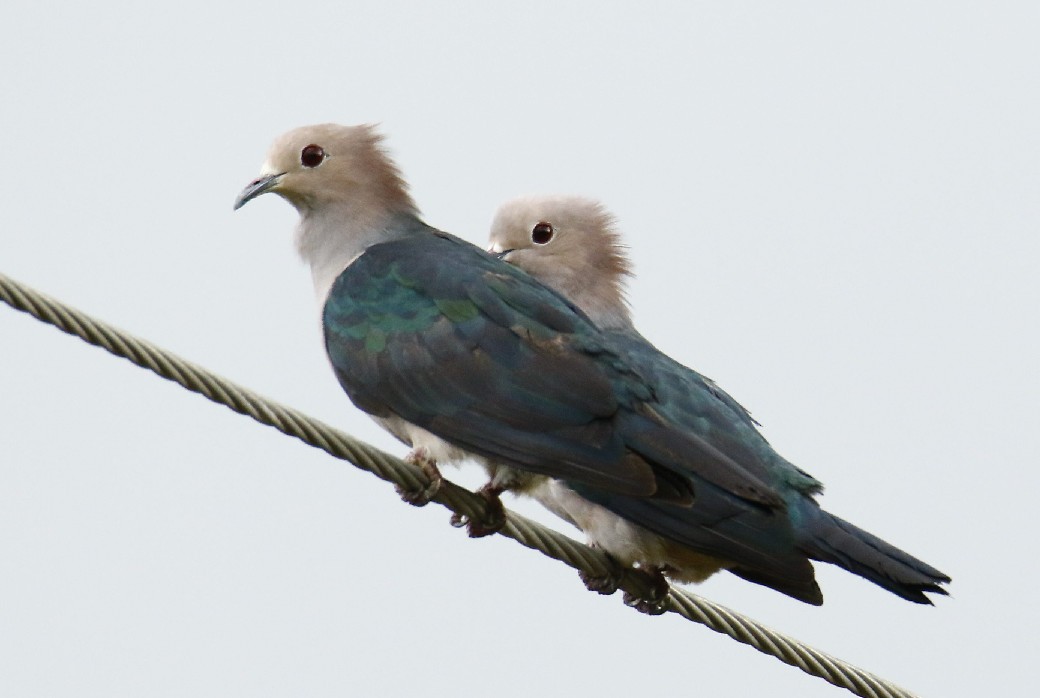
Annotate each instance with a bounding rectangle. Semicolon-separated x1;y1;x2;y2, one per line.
0;271;916;698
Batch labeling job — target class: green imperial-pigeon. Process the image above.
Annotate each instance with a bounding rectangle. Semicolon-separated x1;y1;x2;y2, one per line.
486;194;950;606
233;124;948;608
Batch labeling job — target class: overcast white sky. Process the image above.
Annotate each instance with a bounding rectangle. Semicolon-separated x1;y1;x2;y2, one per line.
1;2;1037;696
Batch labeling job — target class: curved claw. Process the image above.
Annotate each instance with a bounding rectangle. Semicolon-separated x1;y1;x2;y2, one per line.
577;551;625;596
450;483;507;538
580;568;623;596
396;448;443;507
622;567;671;615
622;593;668;615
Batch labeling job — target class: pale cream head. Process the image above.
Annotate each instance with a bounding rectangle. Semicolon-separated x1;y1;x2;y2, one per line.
488;195;633;329
235;123;420;301
234;123;416;216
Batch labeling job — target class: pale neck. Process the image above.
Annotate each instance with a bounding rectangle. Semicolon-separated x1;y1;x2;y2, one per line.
295;204;423;302
557;274;633;330
577;292;633;331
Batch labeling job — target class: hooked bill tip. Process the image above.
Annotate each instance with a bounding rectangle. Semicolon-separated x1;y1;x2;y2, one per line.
233;172;284;210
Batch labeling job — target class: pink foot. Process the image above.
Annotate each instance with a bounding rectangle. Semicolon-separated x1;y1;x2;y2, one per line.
395;448;443;506
450;483;507;537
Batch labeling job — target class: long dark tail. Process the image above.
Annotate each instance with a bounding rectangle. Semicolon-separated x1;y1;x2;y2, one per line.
797;503;951;604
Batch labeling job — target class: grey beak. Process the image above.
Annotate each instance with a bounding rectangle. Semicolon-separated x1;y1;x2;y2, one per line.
233;172;285;210
493;248;515;260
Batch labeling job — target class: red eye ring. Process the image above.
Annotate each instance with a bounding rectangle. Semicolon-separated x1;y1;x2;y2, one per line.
301;144;326;168
532;222;554;244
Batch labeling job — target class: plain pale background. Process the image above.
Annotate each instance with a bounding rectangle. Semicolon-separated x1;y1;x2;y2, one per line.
1;2;1036;696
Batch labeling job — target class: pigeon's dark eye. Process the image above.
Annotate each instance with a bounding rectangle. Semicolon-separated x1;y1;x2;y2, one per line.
301;144;326;168
531;222;554;245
